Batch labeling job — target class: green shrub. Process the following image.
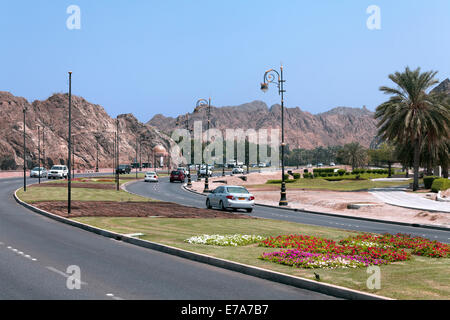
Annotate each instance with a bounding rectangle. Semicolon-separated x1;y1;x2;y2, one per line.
293;173;301;179
431;178;450;193
345;172;350;175
424;176;439;189
267;179;297;184
304;169;309;173
338;169;346;176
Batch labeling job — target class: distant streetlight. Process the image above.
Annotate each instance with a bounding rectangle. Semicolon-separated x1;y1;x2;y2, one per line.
115;118;120;191
177;114;192;187
260;65;288;206
23;105;28;192
196;98;211;193
68;71;72;214
38;125;41;184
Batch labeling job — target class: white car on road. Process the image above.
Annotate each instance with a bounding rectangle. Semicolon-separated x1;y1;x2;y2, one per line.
144;171;158;182
48;165;68;179
206;185;255;213
231;167;244;175
30;167;47;178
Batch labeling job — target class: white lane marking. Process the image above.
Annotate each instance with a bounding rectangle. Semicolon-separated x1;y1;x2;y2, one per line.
6;246;38;261
106;293;124;300
46;266;88;285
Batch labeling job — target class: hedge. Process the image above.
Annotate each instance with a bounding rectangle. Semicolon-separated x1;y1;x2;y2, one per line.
431;178;450;193
423;176;439;189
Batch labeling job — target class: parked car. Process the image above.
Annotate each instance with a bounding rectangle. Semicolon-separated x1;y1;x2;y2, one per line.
307;164;313;168
116;164;131;174
206;186;255;213
30;167;47;178
330;162;336;166
48;165;68;179
144;171;158;182
170;170;185;183
231;167;244;175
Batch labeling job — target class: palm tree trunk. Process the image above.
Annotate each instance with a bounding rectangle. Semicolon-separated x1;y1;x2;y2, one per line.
413;141;420;191
443;164;449;179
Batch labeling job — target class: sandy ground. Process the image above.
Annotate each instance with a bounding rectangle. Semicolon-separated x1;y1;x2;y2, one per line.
34;201;254;219
190;171;450;227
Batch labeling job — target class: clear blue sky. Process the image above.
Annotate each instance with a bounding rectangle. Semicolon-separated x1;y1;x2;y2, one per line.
0;0;448;122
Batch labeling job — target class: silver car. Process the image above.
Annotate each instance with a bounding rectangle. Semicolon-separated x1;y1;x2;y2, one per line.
30;167;47;178
206;185;255;213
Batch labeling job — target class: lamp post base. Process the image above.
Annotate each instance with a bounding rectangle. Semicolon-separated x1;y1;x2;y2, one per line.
187;174;192;187
279;182;288;206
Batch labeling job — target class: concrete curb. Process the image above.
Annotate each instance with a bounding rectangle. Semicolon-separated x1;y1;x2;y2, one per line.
13;186;390;300
182;185;450;232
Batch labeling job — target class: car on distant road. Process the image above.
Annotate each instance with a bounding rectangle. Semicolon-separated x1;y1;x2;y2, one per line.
144;171;158;182
177;167;189;175
170;170;185;183
48;165;68;179
116;164;131;174
30;167;47;178
206;185;255;213
330;162;336;166
231;167;244;175
198;165;213;177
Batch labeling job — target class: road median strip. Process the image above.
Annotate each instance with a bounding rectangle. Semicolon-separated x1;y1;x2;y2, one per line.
13;184;390;300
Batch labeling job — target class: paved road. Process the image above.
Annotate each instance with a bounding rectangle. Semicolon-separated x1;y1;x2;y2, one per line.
0;175;334;300
127;175;450;244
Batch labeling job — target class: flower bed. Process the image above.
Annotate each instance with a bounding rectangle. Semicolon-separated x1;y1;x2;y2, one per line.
185;234;264;247
259;234;410;264
339;233;450;258
260;250;387;269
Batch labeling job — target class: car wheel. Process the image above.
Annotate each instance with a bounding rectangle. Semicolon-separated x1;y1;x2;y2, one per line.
219;201;226;211
206;199;212;209
246;208;253;213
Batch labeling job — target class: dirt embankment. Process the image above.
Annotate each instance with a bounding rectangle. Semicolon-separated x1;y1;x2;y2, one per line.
33;201;254;219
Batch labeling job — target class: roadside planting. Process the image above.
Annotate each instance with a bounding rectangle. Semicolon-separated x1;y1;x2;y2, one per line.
258;233;449;269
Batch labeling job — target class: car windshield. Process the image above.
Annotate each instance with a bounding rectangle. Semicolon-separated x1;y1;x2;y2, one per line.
51;166;63;170
146;172;156;175
171;171;179;175
32;167;44;171
226;187;249;194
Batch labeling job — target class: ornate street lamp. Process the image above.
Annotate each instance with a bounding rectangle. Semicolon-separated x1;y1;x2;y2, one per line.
196;98;211;193
38;125;41;184
261;65;288;206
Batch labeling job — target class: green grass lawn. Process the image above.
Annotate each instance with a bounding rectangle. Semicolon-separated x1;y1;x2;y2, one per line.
72;217;450;300
257;177;413;191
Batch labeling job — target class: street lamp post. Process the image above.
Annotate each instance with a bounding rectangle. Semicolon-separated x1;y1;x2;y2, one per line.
23;105;27;192
196;98;211;193
135;135;139;179
38;125;41;184
68;71;72;214
261;65;288;206
115;118;120;191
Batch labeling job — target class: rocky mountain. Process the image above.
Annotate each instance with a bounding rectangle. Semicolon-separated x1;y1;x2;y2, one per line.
148;79;450;150
431;78;450;95
148;102;378;149
0;92;175;170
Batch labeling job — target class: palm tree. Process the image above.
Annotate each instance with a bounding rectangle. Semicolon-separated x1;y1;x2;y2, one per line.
337;142;367;171
375;67;450;191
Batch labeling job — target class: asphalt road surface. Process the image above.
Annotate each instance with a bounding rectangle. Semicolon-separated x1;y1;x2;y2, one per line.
127;174;450;244
0;175;335;300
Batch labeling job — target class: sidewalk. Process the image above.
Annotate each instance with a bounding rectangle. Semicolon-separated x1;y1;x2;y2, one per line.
370;188;450;213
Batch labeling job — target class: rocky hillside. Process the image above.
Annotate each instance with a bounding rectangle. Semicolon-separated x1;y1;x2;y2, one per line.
148;102;378;149
148;79;450;150
0;92;175;170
